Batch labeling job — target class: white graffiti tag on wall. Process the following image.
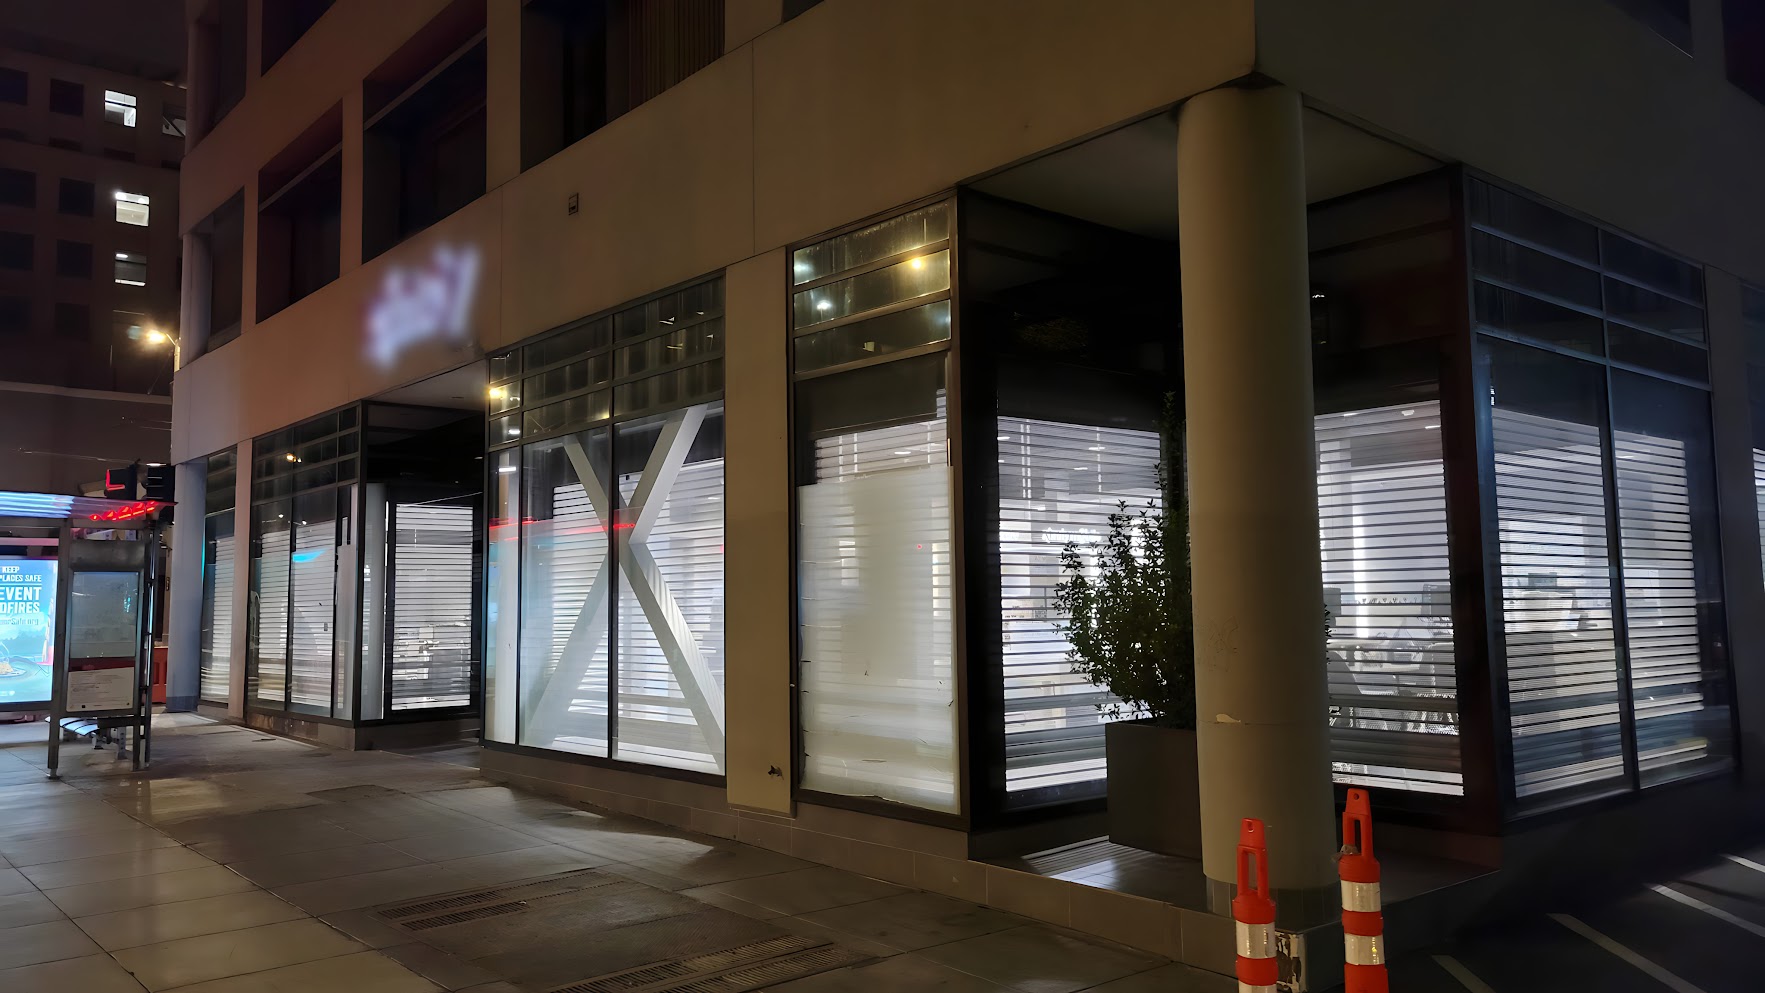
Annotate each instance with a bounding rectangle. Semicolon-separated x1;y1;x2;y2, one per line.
365;244;482;369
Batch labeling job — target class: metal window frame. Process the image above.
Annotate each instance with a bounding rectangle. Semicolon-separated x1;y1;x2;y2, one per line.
1462;169;1740;823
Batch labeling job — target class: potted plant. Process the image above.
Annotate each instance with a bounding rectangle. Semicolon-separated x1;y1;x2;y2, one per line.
1055;408;1200;858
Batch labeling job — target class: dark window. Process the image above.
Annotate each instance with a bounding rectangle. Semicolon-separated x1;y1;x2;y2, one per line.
519;0;723;169
1725;0;1765;105
58;178;95;216
48;137;79;152
364;41;487;258
201;192;246;344
258;149;342;318
1610;0;1693;52
783;0;823;19
48;78;83;115
0;230;32;270
54;301;90;339
262;0;334;70
55;239;92;279
0;166;33;208
198;0;249;132
103;147;136;163
0;67;25;104
0;294;28;332
0;128;25;141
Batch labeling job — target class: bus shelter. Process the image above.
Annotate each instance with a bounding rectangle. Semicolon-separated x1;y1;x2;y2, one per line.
0;491;169;776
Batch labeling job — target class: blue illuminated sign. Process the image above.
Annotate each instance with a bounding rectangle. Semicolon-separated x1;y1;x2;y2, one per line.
0;558;55;707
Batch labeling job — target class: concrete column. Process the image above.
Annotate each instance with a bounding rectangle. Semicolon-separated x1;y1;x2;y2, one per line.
165;459;207;712
722;248;793;814
1176;83;1336;922
485;0;522;189
228;438;253;720
1702;270;1765;803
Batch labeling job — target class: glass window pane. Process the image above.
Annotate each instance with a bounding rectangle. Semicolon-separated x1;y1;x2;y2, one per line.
1606;323;1708;383
492;413;523;445
250;501;293;706
1604;277;1705;344
1317;401;1462;796
114;191;149;226
519;429;612;757
287;490;336;714
389;500;476;711
1471;231;1601;309
1474;280;1604;355
525;356;608;405
793;249;950;330
1484;339;1627;807
794;301;950;373
796;354;957;812
199;508;236;704
525;318;608;368
1469;179;1598;263
793;203;950;285
1600;229;1702;303
998;417;1160;794
489;381;522;413
524;391;610;436
614;359;722;417
617;321;723;378
486;450;519;742
489;351;520;383
1609;371;1731;786
612;405;726;772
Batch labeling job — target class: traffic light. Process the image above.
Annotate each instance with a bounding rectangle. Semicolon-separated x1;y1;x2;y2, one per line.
143;464;174;502
104;464;139;499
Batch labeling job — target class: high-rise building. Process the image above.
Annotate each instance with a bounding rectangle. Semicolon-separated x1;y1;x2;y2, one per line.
162;0;1765;978
0;2;184;494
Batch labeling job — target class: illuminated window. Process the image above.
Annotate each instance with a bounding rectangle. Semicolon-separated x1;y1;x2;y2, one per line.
161;113;187;138
103;89;137;127
114;251;146;286
114;191;150;226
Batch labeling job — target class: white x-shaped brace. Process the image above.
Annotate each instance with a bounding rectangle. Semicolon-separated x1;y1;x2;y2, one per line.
522;405;727;772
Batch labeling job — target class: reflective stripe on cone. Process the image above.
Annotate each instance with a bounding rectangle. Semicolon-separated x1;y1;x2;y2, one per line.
1339;789;1388;993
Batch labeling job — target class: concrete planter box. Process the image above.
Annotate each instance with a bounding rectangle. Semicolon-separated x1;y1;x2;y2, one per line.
1106;720;1202;859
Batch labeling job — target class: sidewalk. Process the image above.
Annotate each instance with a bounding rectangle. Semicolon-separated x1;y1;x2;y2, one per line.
0;715;1228;993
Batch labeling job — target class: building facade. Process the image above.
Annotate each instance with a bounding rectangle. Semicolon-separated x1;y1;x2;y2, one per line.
165;0;1765;976
0;42;182;494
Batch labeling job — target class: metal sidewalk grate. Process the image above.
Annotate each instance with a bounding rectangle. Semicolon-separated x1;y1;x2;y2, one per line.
376;868;615;929
548;935;869;993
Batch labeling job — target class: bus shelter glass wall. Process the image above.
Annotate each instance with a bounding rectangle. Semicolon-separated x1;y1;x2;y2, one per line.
487;277;727;774
791;203;958;814
1471;178;1730;810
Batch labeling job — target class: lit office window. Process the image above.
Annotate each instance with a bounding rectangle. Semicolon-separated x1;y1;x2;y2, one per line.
114;191;149;226
1317;402;1460;795
113;251;146;286
161;114;187;138
103;89;138;127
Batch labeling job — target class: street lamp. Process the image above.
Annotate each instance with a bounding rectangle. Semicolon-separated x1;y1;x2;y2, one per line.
142;326;181;368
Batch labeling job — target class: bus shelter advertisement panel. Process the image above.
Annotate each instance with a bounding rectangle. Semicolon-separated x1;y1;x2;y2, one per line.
0;559;54;707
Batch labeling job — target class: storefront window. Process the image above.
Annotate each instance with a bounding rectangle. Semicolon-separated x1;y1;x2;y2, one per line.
796;355;956;811
250;501;292;705
494;275;726;773
199;451;237;705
